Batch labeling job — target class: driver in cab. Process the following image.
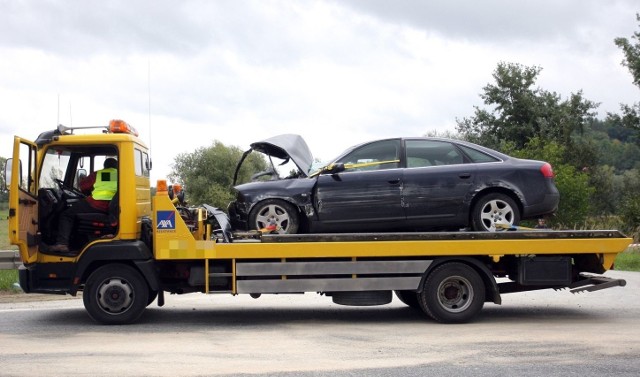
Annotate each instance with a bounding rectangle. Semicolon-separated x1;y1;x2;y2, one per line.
48;157;118;254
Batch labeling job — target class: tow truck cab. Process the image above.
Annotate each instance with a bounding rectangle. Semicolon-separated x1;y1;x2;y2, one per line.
6;121;152;294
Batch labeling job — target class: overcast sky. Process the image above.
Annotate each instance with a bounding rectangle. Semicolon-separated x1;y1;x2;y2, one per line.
1;0;638;183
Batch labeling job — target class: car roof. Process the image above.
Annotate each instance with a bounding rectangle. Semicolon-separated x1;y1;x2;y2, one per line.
333;137;511;162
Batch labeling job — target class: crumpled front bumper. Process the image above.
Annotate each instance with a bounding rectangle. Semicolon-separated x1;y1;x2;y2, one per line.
227;201;250;231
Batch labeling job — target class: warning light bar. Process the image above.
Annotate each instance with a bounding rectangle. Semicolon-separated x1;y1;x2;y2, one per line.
56;120;140;136
109;119;139;136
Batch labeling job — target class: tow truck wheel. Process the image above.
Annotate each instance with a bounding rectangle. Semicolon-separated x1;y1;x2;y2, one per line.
83;264;149;325
419;262;485;323
249;199;300;234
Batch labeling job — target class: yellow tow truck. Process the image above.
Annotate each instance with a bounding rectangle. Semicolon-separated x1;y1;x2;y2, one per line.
5;121;632;324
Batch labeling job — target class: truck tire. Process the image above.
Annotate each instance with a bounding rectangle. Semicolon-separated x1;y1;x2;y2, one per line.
471;193;520;231
418;262;485;323
249;199;300;234
83;263;149;325
394;290;421;310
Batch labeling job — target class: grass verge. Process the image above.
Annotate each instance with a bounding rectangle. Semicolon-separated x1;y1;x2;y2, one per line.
0;270;19;292
0;209;20;291
615;247;640;272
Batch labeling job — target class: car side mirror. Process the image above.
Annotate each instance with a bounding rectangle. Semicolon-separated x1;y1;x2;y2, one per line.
322;163;345;175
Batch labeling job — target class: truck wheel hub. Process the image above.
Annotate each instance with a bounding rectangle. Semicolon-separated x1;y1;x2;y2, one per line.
97;278;133;313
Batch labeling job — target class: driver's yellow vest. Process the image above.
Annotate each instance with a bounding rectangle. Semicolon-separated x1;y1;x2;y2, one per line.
92;168;118;201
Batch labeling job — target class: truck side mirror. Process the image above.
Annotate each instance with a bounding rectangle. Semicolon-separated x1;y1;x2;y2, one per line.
76;169;87;187
3;158;20;191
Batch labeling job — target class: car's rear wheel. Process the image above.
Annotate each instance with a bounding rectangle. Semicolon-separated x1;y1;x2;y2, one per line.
471;193;520;231
249;199;300;234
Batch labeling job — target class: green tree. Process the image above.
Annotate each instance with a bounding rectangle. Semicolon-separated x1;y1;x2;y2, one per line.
612;13;640;131
455;62;603;226
619;169;640;229
615;14;640;88
456;62;598;156
168;141;267;208
603;14;640;233
587;165;618;215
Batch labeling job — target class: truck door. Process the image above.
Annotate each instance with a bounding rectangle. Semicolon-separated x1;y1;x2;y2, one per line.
7;137;39;264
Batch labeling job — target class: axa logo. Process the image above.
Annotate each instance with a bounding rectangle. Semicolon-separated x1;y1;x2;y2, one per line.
157;211;176;230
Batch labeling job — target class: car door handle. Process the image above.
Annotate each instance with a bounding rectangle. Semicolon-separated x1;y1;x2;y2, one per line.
458;173;471;179
388;179;401;184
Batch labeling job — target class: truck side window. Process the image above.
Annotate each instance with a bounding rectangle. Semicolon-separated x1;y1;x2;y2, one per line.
134;148;150;177
17;142;37;194
135;149;143;176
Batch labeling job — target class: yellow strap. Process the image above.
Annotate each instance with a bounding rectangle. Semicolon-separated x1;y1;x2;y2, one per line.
310;159;400;177
343;159;400;170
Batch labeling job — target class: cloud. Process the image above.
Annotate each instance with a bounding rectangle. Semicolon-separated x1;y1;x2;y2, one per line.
0;0;638;184
336;0;634;44
1;0;202;55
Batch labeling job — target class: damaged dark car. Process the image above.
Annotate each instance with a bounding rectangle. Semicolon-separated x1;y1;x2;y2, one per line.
228;135;559;234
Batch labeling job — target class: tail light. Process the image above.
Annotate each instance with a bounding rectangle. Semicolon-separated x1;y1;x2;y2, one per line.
540;163;554;178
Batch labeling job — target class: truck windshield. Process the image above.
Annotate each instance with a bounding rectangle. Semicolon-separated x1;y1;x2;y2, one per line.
40;149;71;189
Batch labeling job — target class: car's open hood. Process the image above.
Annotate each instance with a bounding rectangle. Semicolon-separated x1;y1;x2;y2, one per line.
250;134;313;175
233;134;314;185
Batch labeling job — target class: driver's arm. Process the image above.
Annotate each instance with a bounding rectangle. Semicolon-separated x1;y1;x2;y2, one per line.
80;172;97;194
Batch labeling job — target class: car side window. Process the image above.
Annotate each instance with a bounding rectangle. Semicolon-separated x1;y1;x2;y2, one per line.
405;140;463;167
337;139;401;172
458;145;501;163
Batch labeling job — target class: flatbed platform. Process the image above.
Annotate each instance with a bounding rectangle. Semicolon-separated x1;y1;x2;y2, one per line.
256;230;628;242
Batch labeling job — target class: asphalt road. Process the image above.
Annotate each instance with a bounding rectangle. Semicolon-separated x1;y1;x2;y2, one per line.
0;270;638;377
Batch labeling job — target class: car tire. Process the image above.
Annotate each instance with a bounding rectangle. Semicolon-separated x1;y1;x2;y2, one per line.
471;193;520;232
249;199;300;234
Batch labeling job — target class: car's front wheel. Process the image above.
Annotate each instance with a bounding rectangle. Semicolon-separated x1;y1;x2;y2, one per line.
471;193;520;231
249;199;300;234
